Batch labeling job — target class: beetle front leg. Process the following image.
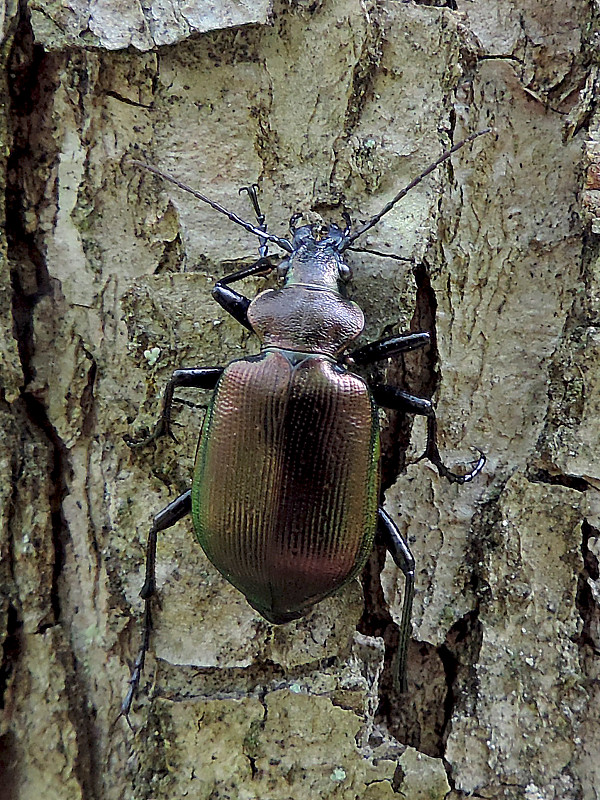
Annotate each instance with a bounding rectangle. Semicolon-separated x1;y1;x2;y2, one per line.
372;384;485;483
126;366;224;447
120;490;192;724
378;507;415;693
239;184;269;259
212;257;273;331
215;185;274;318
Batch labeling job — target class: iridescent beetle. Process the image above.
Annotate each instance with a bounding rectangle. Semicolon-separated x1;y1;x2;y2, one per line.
121;130;488;718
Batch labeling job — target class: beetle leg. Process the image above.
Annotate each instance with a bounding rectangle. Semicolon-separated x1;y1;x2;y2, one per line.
377;507;415;694
347;331;430;366
371;384;485;483
212;257;273;331
239;184;269;259
371;384;434;416
126;367;224;448
420;416;486;484
120;490;192;723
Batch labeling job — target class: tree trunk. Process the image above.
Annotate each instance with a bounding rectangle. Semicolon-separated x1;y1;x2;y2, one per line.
1;1;598;799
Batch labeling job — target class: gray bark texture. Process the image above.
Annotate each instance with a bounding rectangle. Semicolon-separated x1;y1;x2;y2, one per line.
0;0;598;798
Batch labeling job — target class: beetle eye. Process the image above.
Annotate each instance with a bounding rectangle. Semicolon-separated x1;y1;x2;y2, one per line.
277;261;290;280
338;263;352;281
289;213;303;233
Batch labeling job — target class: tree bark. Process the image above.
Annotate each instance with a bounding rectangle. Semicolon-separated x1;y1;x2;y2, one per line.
1;1;598;799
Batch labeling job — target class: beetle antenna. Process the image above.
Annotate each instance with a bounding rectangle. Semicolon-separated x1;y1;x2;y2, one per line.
127;160;293;253
347;245;414;262
343;128;491;248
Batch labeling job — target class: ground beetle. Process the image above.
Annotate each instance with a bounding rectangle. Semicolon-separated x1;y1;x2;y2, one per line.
121;130;489;718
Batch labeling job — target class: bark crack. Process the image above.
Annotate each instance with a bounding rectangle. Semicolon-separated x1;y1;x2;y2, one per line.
7;0;65;628
5;4;101;799
358;259;445;753
576;519;600;657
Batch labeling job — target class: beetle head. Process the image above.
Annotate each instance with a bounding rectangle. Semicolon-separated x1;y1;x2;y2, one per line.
277;223;351;293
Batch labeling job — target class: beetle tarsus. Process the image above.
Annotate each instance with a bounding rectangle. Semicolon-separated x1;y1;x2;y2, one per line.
239;184;269;258
368;381;486;483
140;522;157;599
421;417;486;484
378;507;415;693
239;184;264;225
124;418;173;449
341;211;352;237
119;492;192;722
126;368;224;450
119;603;152;721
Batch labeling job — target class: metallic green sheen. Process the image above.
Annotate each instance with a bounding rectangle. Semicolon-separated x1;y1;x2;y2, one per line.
191;348;380;623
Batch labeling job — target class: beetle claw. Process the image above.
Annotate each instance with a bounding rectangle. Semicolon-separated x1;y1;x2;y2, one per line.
125;417;175;449
113;702;137;734
433;448;485;484
418;444;486;484
112;656;143;734
418;417;486;484
124;432;153;449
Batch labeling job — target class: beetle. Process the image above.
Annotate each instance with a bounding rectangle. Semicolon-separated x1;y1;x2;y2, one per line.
121;130;488;718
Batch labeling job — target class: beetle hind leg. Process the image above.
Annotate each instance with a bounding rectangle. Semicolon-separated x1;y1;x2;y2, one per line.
119;490;192;724
377;507;414;693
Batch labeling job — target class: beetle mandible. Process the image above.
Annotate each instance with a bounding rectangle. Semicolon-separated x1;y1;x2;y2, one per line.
121;129;489;719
